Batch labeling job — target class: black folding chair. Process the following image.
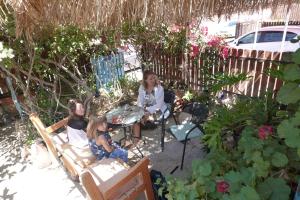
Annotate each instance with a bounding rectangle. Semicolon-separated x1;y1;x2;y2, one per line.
168;102;208;170
140;88;177;151
155;89;178;151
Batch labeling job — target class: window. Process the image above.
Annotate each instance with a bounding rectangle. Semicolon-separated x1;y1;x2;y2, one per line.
238;33;255;44
258;31;297;43
286;32;297;41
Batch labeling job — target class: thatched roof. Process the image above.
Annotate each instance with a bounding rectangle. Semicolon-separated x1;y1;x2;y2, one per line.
0;0;295;39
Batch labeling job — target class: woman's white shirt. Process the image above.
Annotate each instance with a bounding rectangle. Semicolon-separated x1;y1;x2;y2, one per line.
137;84;169;118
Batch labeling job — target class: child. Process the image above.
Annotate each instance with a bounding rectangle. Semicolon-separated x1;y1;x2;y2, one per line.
67;99;89;148
87;115;128;163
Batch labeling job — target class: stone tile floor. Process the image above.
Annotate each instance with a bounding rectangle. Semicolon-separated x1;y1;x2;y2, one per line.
0;118;205;200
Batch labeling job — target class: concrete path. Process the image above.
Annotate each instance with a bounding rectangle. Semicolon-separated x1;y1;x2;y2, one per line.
0;118;205;200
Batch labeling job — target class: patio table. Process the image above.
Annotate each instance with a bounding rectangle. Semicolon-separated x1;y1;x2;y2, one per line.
106;104;144;127
106;105;144;157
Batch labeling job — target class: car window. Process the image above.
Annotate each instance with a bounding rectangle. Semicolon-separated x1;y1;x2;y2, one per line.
258;31;297;43
286;32;297;41
238;33;255;44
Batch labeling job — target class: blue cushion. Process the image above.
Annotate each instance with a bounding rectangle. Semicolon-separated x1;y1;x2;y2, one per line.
169;122;203;141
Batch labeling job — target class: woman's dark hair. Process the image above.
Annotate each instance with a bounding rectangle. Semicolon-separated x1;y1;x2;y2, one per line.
142;70;157;89
68;99;83;117
87;115;107;140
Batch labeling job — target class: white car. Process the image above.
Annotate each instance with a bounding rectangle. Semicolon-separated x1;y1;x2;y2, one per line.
229;26;300;52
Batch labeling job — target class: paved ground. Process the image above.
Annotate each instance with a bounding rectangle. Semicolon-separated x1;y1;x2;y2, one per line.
0;118;205;200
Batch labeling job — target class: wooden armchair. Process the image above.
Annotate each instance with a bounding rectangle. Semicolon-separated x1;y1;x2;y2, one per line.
81;157;155;200
29;113;96;178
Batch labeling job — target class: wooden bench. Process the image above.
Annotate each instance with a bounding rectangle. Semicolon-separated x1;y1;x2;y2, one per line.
81;157;155;200
30;113;93;178
29;113;155;199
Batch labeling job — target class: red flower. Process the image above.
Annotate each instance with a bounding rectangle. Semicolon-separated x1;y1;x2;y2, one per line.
207;37;222;47
216;181;230;193
190;45;200;58
221;47;229;59
258;125;273;140
201;26;208;36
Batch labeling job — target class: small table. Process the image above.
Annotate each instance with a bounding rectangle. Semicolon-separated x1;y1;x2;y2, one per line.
106;105;144;126
106;105;144;157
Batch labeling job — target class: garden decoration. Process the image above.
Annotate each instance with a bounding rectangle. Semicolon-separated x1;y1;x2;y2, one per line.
91;51;125;95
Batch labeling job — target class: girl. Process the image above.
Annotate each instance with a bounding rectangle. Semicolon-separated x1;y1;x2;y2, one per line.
67;99;89;148
87;115;128;163
133;70;169;139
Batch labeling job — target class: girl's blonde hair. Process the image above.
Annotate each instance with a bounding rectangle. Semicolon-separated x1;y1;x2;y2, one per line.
86;115;107;140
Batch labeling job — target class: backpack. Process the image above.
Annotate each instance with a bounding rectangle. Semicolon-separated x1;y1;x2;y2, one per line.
150;170;168;200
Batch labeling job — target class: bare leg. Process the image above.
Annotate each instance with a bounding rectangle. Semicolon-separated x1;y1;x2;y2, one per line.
133;123;141;138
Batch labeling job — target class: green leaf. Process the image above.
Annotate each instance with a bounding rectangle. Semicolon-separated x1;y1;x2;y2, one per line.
192;161;212;177
278;119;300;148
239;186;260;200
271;152;288;167
263;146;274;158
277;83;300;104
292;49;300;64
298;149;300;157
225;171;241;183
257;178;291;200
253;159;270;177
240;168;256;185
283;64;300;81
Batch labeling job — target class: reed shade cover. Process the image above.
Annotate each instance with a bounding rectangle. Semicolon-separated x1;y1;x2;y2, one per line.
0;0;295;39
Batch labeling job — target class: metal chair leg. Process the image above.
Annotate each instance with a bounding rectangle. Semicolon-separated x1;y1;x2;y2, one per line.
173;114;178;125
180;138;188;170
161;119;165;152
119;127;128;145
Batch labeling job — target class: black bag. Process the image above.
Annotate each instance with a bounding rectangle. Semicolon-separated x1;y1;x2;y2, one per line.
150;170;168;200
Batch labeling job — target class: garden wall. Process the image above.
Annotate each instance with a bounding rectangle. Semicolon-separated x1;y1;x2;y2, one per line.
142;44;288;98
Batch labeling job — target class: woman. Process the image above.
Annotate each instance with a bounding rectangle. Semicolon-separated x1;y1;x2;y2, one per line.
67;99;89;148
133;70;169;139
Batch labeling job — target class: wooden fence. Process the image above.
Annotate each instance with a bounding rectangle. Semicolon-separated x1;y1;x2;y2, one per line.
142;44;287;98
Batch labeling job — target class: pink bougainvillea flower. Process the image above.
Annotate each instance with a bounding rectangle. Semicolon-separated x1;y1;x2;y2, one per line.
207;36;222;47
258;125;273;140
188;32;197;41
170;24;181;33
201;26;208;36
216;181;230;193
221;47;229;59
190;45;200;58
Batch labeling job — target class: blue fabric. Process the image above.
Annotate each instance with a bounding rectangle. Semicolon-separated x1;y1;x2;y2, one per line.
88;132;128;163
109;148;128;163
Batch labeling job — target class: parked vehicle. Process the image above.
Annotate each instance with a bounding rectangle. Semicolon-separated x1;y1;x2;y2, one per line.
229;26;300;52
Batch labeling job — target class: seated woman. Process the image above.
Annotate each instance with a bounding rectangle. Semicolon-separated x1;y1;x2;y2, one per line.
133;70;169;139
67;99;89;148
87;115;128;163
